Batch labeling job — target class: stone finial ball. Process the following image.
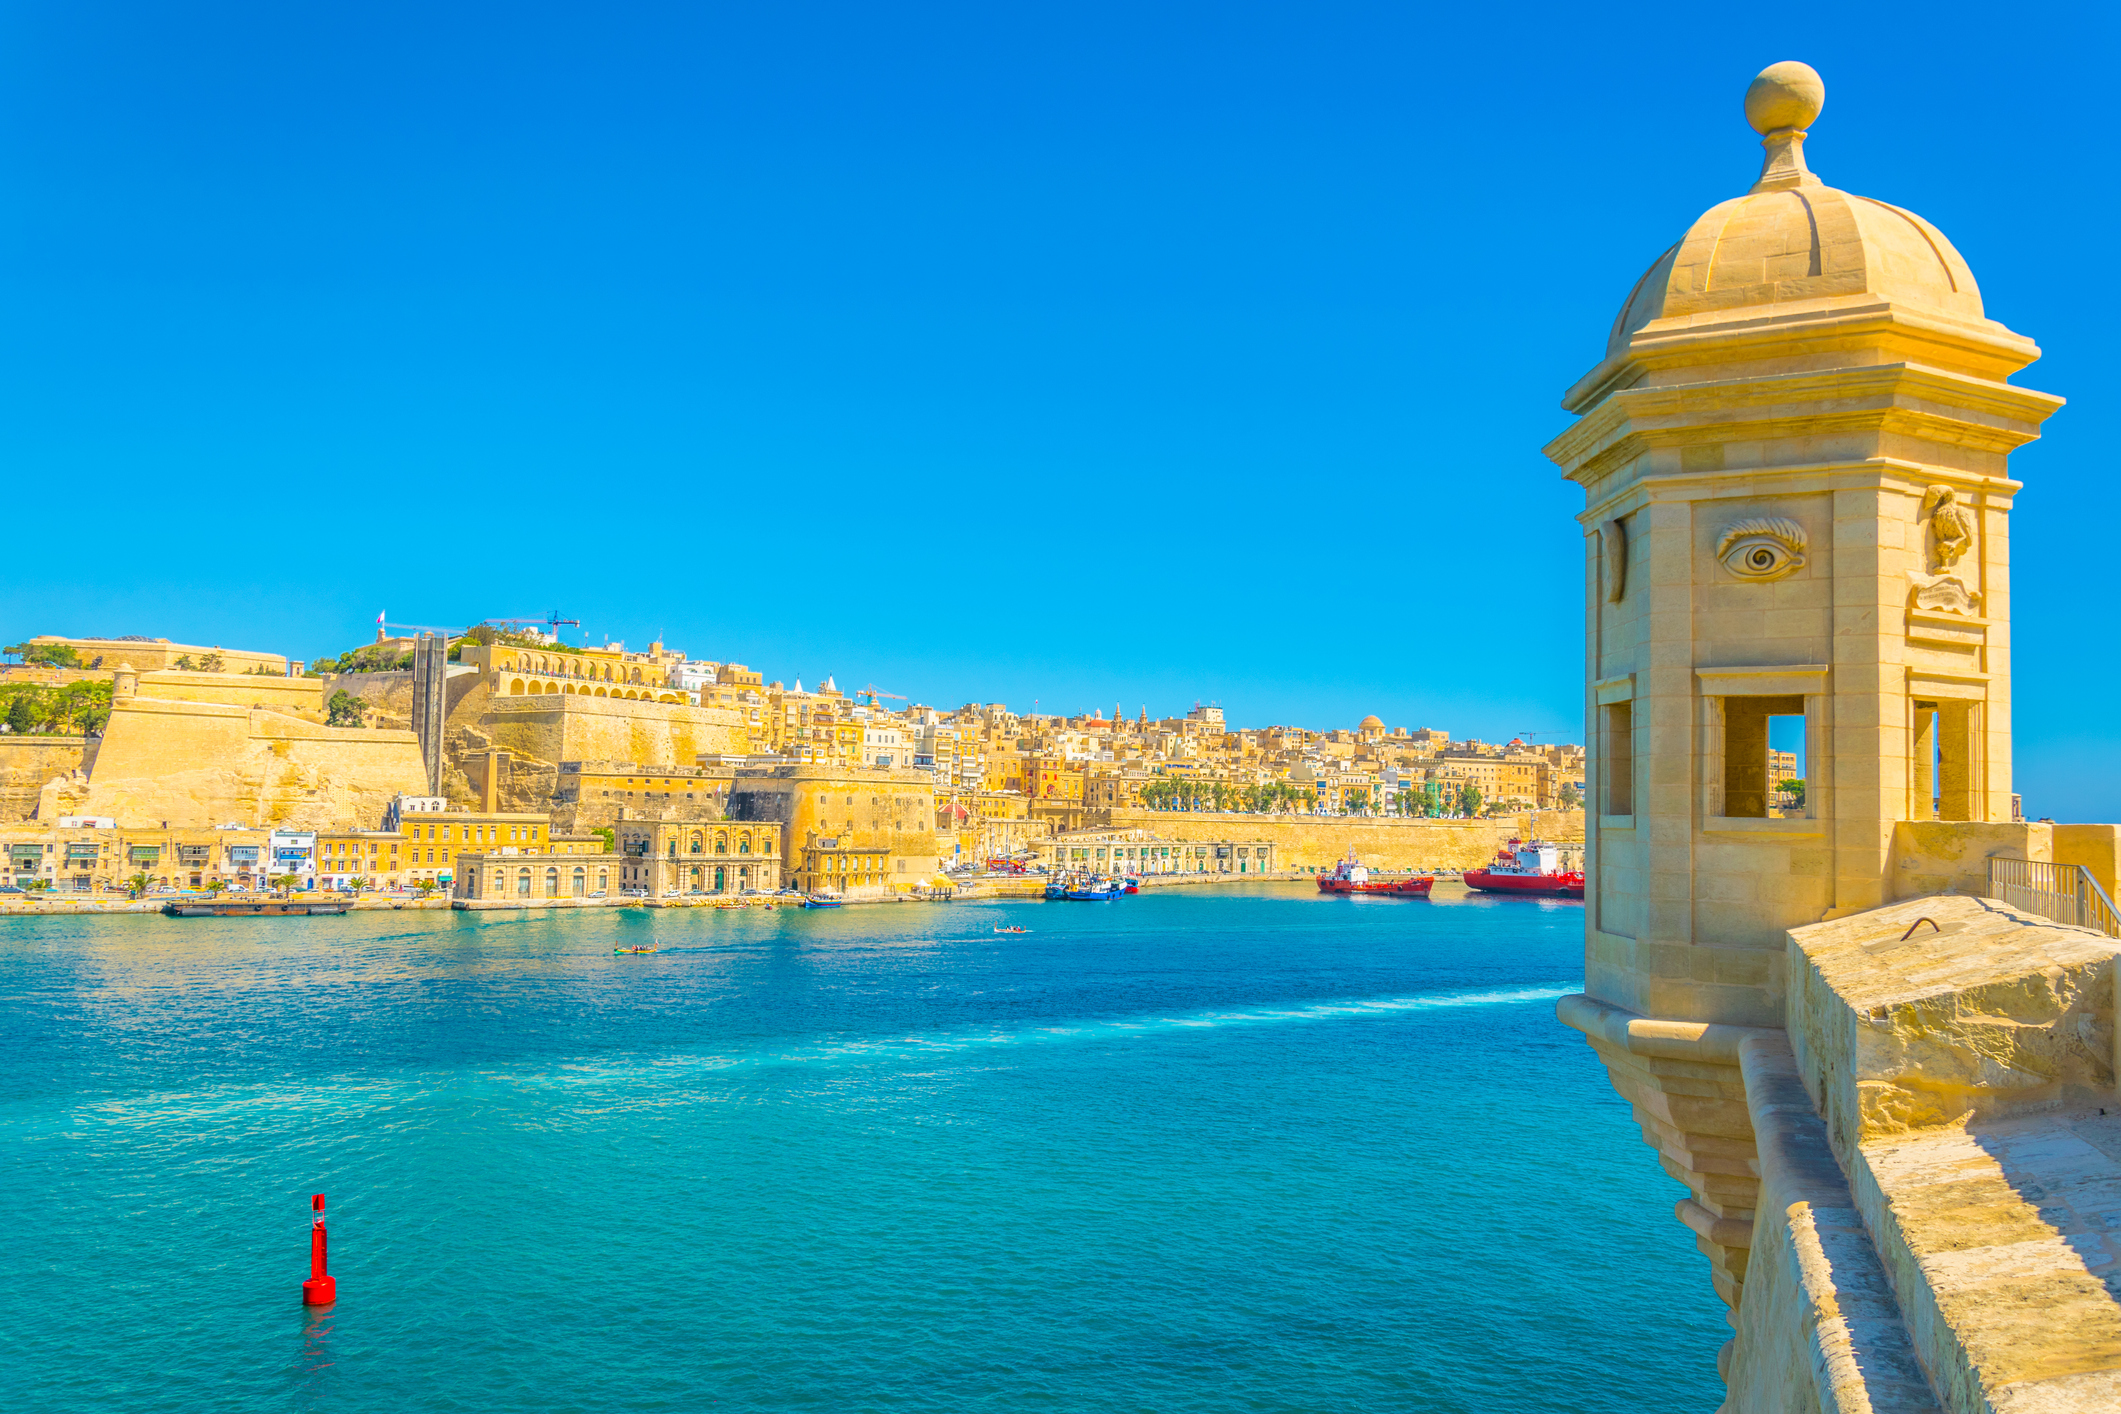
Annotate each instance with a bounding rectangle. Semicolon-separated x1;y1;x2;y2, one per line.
1744;61;1825;133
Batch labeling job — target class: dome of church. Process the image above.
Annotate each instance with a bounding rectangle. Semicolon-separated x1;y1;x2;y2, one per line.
1359;715;1385;731
1605;62;1984;362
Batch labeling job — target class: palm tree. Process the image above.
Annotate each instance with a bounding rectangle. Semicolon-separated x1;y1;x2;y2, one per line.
347;875;369;894
269;872;302;896
413;878;439;898
206;879;229;895
125;872;154;898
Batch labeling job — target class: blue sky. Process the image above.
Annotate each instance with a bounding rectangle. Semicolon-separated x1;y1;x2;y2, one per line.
1;3;2114;813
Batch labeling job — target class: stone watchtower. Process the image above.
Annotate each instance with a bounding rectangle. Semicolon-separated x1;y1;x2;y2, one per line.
1549;61;2066;1370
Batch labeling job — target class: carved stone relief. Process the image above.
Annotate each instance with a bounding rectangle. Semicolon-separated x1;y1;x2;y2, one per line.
1715;517;1807;582
1908;484;1981;616
1602;518;1627;602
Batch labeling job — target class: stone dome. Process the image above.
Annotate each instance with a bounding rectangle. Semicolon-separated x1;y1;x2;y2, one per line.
1359;715;1385;731
1605;63;1984;362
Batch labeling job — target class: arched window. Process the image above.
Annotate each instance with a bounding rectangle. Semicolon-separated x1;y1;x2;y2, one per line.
690;834;703;854
492;867;506;893
544;868;558;898
738;837;750;854
715;865;725;891
597;867;608;892
715;834;728;854
516;868;532;897
510;679;526;695
571;868;585;896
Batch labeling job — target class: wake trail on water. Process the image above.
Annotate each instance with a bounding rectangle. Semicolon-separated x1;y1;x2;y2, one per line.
561;981;1586;1084
38;983;1582;1125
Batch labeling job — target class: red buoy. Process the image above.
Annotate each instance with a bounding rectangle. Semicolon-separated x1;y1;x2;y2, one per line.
302;1193;337;1306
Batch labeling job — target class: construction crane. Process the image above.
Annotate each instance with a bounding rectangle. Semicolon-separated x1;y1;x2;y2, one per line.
857;683;908;707
484;611;581;634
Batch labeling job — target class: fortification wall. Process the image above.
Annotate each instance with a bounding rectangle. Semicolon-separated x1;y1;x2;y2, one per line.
82;695;426;828
0;736;95;821
1091;808;1585;871
480;695;746;772
136;669;324;717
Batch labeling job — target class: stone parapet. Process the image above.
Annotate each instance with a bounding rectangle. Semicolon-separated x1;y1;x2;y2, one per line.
1783;895;2121;1412
1727;1031;1939;1413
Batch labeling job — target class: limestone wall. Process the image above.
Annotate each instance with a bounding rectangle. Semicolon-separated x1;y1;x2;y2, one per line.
135;669;324;717
1778;896;2121;1411
82;695;426;828
1089;808;1583;871
0;737;94;821
479;695;746;771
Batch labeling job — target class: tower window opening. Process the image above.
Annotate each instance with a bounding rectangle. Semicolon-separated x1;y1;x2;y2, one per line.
1602;702;1633;816
1721;695;1805;818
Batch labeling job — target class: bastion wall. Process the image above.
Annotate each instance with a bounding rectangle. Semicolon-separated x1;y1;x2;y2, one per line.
1091;808;1584;871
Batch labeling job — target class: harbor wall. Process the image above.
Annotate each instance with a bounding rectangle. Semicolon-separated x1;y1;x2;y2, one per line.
1088;808;1584;872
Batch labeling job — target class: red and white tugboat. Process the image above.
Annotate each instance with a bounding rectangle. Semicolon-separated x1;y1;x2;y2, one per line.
1316;851;1434;897
1462;839;1584;898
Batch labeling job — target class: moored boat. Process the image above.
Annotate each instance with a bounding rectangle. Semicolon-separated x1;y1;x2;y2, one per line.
801;895;845;909
1316;851;1434;897
164;895;353;917
1462;839;1584;898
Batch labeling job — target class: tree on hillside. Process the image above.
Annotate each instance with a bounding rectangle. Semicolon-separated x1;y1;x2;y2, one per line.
1344;788;1369;816
327;690;366;727
7;643;82;668
1559;782;1581;810
5;694;39;735
173;654;197;670
1456;783;1484;817
200;652;225;673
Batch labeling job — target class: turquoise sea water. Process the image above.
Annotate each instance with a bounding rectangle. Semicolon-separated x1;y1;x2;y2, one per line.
0;885;1726;1412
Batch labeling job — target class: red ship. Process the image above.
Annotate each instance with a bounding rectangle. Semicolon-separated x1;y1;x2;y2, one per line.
1462;839;1584;898
1316;852;1434;897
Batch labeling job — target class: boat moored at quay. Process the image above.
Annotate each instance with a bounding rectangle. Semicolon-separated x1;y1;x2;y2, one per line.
1316;852;1434;897
163;895;353;917
1461;840;1583;898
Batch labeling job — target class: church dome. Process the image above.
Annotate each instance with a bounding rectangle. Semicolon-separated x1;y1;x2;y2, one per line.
1359;715;1385;731
1605;62;1984;362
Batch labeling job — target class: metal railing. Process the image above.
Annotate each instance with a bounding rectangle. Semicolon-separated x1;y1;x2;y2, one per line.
1988;857;2121;939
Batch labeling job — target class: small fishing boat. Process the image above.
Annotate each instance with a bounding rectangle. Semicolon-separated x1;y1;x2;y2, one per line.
992;926;1030;934
1062;877;1124;901
613;946;657;955
802;895;844;909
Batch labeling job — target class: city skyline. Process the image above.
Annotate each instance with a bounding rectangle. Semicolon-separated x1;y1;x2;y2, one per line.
0;3;2111;814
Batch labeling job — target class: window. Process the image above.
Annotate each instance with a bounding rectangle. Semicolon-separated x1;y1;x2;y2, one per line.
1721;695;1804;818
1603;702;1633;816
1913;699;1975;821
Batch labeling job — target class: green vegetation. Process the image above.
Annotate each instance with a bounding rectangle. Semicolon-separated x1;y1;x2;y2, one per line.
311;644;416;675
269;873;302;895
125;872;155;898
1456;782;1484;817
413;878;440;897
591;826;616;852
326;690;368;727
1778;778;1806;807
1559;782;1581;810
0;679;113;735
5;642;82;669
1343;788;1370;815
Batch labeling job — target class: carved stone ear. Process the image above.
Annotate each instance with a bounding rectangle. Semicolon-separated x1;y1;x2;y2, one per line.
1716;516;1808;582
1603;518;1627;602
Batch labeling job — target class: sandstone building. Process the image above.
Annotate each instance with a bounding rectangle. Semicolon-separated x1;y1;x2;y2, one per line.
1552;62;2121;1411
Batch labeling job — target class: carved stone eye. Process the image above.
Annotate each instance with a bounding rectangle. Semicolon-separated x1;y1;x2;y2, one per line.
1716;517;1808;582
